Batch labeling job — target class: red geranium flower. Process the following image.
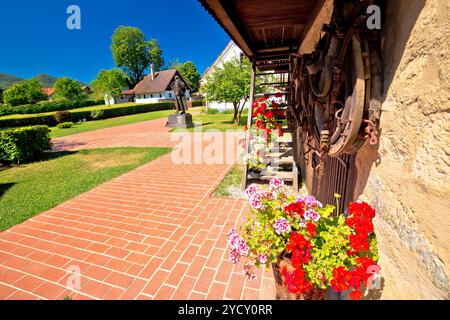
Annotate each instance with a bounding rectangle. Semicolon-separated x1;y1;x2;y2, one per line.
275;93;283;98
349;202;376;219
349;233;370;253
265;111;274;119
284;201;305;217
306;222;317;237
331;266;351;292
282;266;313;295
350;290;363;300
253;108;262;118
286;232;312;267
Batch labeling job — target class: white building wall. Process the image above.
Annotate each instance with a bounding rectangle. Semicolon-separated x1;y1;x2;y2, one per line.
105;94;134;106
206;100;250;112
202;41;246;111
135;90;190;104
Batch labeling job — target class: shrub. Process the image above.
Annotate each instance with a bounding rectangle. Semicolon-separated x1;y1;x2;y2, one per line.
0;102;174;128
0;125;52;163
206;108;219;115
57;122;74;129
0;114;57;128
191;100;204;107
55;111;72;123
0;99;105;117
221;109;236;114
54;78;87;101
90;110;106;120
3;79;47;106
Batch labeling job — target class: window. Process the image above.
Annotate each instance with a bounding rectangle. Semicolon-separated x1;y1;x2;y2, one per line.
150;94;153;98
159;94;162;98
169;93;172;98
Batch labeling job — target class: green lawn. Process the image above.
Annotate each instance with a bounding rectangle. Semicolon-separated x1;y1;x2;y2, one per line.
171;113;248;132
50;109;175;138
212;165;245;197
51;107;243;137
0;147;171;231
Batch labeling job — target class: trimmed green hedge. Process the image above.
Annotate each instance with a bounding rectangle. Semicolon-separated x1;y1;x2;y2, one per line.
186;100;204;109
0;102;175;128
0;125;52;163
190;100;204;108
0;99;105;116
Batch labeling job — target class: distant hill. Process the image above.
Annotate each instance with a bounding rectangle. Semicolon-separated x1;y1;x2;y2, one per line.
0;73;24;90
0;73;87;90
33;74;59;88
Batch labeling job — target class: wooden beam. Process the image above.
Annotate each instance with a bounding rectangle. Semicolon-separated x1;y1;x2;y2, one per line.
297;0;334;55
198;0;255;58
218;0;256;58
242;62;257;190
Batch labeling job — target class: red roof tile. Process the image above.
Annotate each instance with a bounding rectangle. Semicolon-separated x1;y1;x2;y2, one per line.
121;89;134;95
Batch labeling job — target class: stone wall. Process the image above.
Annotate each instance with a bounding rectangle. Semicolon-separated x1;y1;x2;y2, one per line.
355;0;450;299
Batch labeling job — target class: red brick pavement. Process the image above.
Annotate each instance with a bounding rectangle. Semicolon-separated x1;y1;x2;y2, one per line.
52;118;177;151
0;118;275;300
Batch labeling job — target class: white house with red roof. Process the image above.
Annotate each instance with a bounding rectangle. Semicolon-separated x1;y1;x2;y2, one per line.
134;67;191;104
106;66;191;105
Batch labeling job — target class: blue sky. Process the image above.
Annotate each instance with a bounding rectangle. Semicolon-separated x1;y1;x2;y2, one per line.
0;0;230;83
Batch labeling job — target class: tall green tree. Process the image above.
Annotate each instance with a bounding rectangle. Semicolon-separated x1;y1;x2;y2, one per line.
166;60;201;93
54;77;86;101
3;79;47;106
166;58;183;70
91;69;127;105
111;26;164;88
179;61;201;93
204;58;262;125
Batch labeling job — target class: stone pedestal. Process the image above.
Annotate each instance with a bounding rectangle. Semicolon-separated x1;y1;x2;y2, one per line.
168;113;194;128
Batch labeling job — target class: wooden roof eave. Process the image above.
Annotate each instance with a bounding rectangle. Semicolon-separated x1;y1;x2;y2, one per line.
198;0;255;59
198;0;334;71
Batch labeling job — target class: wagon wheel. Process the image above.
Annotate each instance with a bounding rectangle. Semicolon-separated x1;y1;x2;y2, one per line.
307;33;338;101
328;36;366;157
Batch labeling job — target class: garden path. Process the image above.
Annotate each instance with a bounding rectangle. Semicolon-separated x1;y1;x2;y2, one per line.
0;118;275;300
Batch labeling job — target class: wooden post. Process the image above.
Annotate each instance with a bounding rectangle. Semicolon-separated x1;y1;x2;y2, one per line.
242;61;257;190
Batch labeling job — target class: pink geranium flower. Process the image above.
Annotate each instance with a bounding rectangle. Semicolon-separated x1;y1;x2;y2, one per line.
273;218;291;235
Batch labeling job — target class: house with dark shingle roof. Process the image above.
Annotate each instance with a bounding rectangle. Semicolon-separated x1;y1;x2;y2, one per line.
134;68;192;104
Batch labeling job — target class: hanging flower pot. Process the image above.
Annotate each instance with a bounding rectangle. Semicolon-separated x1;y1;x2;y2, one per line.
227;178;381;300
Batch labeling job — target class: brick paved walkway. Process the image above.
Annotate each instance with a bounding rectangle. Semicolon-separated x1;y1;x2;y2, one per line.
0;118;275;300
52;118;177;151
